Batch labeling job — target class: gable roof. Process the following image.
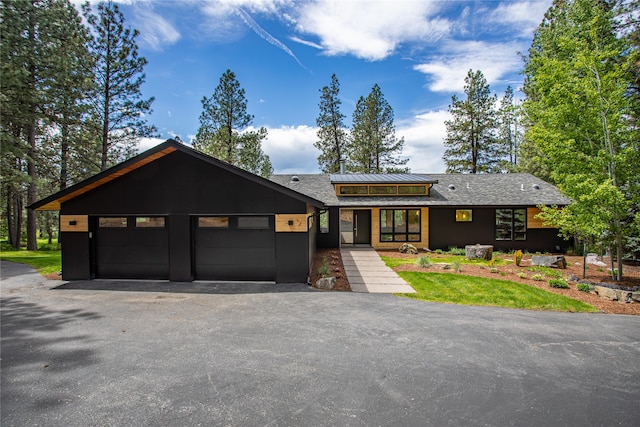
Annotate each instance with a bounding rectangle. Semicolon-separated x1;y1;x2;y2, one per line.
30;139;324;211
270;173;571;207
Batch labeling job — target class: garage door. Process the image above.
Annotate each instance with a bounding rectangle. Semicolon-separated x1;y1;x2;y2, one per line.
94;216;169;279
193;215;276;281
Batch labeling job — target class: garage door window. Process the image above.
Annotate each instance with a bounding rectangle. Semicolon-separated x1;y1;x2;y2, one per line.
198;217;229;228
98;217;127;227
136;217;165;228
238;216;270;229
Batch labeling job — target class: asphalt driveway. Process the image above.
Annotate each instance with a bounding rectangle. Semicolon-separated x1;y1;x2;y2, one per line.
2;260;639;426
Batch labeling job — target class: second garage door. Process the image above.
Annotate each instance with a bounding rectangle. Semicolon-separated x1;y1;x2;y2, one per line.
193;215;276;281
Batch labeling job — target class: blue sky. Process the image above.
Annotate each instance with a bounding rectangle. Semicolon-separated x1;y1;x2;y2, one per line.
78;0;552;173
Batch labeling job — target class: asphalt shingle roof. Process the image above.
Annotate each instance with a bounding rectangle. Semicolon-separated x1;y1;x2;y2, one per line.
270;173;571;207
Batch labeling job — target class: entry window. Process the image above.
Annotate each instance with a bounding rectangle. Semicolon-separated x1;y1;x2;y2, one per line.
198;217;229;228
136;217;165;228
380;209;420;242
98;217;127;228
238;216;270;229
456;210;472;222
496;209;527;240
319;211;329;233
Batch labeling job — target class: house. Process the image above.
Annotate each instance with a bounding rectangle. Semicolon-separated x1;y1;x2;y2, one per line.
31;139;571;283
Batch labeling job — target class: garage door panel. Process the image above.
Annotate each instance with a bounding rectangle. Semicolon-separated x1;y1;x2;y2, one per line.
194;216;276;281
95;217;169;280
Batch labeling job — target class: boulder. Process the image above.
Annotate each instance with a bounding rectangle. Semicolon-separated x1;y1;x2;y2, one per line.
632;292;640;303
586;253;607;267
315;277;336;290
465;244;493;261
399;243;418;255
531;255;567;269
594;285;619;301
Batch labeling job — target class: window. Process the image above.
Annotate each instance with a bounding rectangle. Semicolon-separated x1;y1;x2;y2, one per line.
398;185;427;195
456;210;472;222
319;211;329;233
495;209;526;240
98;217;127;228
135;217;165;228
198;217;229;228
340;185;368;195
238;216;270;229
368;186;397;195
380;209;420;242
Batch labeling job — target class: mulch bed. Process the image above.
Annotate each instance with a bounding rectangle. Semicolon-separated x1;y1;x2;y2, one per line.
310;248;351;291
379;250;640;315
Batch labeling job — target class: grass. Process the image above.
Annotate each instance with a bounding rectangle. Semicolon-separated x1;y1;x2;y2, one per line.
380;254;509;268
395;272;598;313
0;240;61;276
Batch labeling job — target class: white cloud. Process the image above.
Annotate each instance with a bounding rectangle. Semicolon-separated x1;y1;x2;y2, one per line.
489;1;552;36
295;0;450;60
137;137;165;152
133;8;181;51
261;125;320;173
399;110;449;173
413;40;524;92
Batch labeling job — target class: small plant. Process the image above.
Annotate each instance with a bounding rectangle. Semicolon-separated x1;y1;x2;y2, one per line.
513;250;523;267
416;255;432;268
577;283;591;292
548;278;569;289
448;246;466;256
516;272;527;279
532;274;544;281
318;257;331;277
490;267;498;273
451;259;462;272
435;249;444;255
488;258;496;267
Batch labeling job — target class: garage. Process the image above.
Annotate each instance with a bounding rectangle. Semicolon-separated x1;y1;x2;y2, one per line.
94;216;169;280
193;215;276;281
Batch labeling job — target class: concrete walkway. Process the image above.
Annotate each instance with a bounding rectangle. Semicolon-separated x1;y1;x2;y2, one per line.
340;247;416;293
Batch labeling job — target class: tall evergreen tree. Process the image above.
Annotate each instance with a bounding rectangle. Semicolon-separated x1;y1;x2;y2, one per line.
193;69;273;177
315;74;347;173
522;0;639;279
497;86;521;168
348;84;408;173
83;1;156;171
443;69;503;173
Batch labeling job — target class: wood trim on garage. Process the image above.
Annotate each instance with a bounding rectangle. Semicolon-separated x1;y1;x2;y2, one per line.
275;214;309;232
60;215;89;232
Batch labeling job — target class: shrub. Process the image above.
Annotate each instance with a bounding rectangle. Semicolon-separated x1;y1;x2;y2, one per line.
532;274;544;281
435;249;444;255
448;246;466;256
490;267;498;273
548;278;569;288
516;272;527;279
416;255;432;268
451;259;462;272
488;258;496;267
318;257;331;277
577;283;591;292
513;250;523;267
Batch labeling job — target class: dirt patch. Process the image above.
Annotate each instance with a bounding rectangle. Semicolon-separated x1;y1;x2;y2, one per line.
379;250;640;315
310;248;351;291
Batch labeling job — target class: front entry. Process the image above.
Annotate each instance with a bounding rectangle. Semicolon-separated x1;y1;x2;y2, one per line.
340;209;371;245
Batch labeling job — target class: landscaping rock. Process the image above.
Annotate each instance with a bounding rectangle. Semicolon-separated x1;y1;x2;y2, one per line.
531;255;567;269
399;243;418;254
594;285;619;301
586;253;607;267
315;277;336;290
569;274;580;282
632;292;640;303
465;244;493;261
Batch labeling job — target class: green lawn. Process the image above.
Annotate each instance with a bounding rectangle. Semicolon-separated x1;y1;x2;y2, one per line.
396;272;598;313
380;254;509;268
1;240;61;276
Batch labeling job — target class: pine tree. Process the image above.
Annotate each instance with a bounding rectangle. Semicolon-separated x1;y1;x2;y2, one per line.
348;84;408;173
83;1;156;171
315;74;347;173
443;69;502;173
497;86;521;169
193;69;273;177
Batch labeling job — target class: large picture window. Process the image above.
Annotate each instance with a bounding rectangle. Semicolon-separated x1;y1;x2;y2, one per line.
380;209;420;242
495;209;526;241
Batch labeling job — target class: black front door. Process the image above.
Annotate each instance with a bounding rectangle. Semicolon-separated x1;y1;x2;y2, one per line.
353;210;371;245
